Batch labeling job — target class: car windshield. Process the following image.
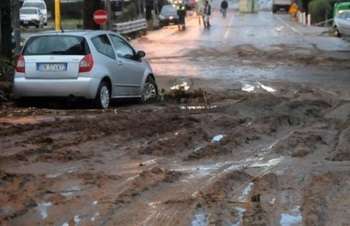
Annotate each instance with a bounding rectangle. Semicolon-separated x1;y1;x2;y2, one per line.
23;2;45;9
20;8;38;14
23;35;89;56
161;5;177;15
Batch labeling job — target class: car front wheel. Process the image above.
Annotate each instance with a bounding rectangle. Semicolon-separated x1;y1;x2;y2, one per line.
141;77;158;103
95;81;111;109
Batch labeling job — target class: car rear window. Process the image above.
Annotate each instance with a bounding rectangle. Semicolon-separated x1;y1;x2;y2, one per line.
23;35;89;56
20;8;38;14
23;2;45;9
161;5;177;14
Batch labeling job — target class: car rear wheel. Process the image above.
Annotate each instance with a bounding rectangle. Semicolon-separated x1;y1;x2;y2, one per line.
141;76;158;103
95;81;111;109
334;27;341;37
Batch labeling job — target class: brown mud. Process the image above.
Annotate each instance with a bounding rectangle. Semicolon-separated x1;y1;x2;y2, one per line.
0;80;350;226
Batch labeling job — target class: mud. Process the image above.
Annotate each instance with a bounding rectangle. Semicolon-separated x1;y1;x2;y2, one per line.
1;80;350;226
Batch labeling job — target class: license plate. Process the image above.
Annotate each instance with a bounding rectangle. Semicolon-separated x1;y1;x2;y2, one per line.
37;63;67;72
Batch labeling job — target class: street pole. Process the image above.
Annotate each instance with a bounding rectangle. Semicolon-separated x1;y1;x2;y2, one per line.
106;0;111;30
11;0;21;54
55;0;61;31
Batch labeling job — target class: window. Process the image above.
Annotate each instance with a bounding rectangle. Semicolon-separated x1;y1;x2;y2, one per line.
91;35;116;59
109;35;135;60
23;35;89;56
23;2;46;9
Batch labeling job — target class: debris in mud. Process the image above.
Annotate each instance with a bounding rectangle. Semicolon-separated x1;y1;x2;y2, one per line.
280;206;302;226
273;130;328;158
211;134;224;144
170;81;190;91
302;171;350;226
191;206;208;226
328;126;350;161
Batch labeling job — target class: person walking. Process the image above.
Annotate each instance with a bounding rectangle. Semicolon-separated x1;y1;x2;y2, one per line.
203;0;211;29
220;0;228;18
176;2;187;31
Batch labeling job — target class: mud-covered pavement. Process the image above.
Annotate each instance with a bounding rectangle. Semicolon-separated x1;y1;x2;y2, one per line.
2;3;350;226
1;80;350;226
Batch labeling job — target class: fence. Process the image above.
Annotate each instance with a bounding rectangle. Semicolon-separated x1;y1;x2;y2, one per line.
112;18;147;34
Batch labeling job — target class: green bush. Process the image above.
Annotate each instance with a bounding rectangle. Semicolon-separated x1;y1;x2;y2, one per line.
309;0;331;23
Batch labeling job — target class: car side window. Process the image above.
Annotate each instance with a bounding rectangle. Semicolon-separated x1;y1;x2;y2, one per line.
109;35;135;60
91;35;116;59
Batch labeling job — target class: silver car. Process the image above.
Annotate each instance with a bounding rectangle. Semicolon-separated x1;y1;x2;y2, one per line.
14;30;158;109
334;10;350;37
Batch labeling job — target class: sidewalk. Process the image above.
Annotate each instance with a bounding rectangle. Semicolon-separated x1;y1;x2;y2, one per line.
275;13;350;52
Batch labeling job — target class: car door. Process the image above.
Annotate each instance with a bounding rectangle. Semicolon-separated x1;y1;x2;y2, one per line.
91;34;127;97
108;34;145;96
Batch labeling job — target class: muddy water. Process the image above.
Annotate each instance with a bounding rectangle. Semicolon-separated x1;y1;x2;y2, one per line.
1;82;350;226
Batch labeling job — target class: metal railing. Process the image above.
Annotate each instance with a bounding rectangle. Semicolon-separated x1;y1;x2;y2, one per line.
112;19;147;34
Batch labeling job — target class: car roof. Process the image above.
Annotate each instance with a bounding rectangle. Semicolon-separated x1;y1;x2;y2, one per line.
20;7;40;11
26;30;120;39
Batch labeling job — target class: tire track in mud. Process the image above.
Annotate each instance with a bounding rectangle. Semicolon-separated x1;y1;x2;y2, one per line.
1;85;350;226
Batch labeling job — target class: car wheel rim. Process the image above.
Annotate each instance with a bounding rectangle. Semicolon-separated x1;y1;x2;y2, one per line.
100;86;110;109
143;82;157;101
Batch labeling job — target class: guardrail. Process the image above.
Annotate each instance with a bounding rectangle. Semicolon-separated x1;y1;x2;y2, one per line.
113;19;147;34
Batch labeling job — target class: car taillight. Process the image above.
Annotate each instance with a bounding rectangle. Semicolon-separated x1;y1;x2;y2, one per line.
16;55;25;73
79;54;94;73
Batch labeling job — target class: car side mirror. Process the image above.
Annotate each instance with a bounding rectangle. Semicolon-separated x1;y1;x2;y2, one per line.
136;50;146;59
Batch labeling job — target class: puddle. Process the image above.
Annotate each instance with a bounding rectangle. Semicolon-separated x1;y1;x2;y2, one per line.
241;84;255;92
241;81;276;93
251;157;284;168
74;215;81;225
232;207;246;226
37;202;52;219
280;206;302;226
191;208;208;226
211;134;224;143
180;105;217;110
257;82;276;93
238;182;254;202
60;185;81;197
91;212;100;222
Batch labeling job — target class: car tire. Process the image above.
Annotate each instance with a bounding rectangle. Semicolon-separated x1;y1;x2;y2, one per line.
95;81;111;109
140;76;158;103
334;27;341;37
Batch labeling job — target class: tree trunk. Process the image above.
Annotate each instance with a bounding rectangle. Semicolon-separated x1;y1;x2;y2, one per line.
83;0;102;30
0;0;12;58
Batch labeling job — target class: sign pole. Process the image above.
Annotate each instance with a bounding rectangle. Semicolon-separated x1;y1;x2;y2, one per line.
106;0;111;30
55;0;61;31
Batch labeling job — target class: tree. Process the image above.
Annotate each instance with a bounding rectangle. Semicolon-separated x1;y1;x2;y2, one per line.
83;0;102;29
0;0;12;58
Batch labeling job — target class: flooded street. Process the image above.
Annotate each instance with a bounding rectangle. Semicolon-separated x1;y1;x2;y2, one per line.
1;3;350;226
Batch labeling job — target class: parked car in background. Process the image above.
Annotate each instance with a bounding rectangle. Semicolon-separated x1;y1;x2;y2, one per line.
272;0;291;13
20;7;44;28
184;0;197;10
159;4;180;27
14;31;158;109
334;10;350;37
22;0;48;25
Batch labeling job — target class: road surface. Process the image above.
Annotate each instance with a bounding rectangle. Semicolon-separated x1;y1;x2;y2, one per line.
1;7;350;226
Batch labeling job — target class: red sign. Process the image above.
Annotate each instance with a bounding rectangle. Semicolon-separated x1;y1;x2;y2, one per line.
93;10;108;25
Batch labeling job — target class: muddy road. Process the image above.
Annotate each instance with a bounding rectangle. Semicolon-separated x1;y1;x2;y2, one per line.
1;79;350;226
2;5;350;226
